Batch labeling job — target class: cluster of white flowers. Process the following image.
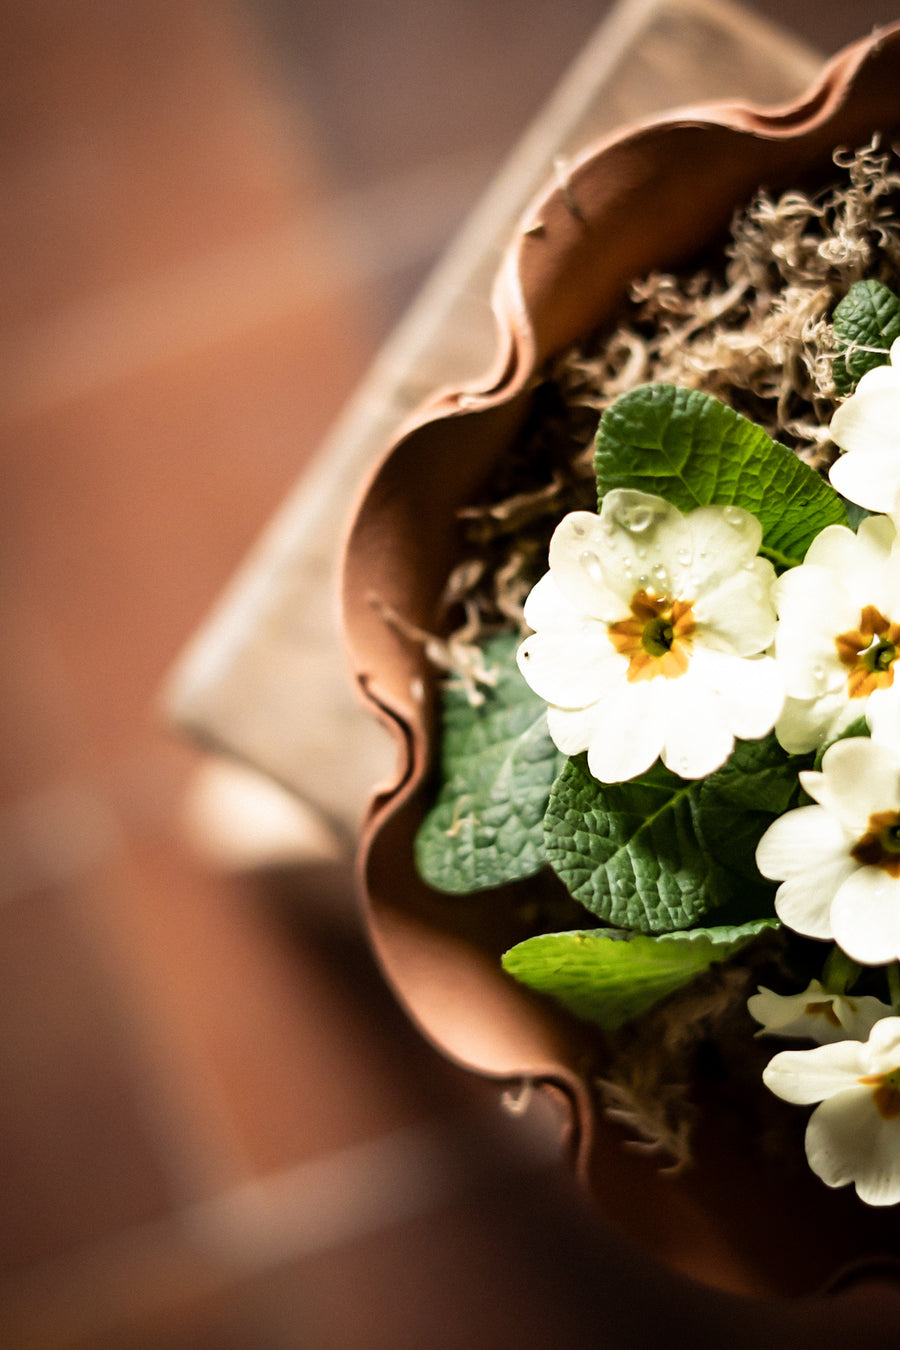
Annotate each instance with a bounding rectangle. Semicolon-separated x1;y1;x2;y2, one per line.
516;356;900;1205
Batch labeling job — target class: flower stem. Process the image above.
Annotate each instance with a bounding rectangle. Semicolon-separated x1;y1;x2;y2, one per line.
822;945;861;994
887;961;900;1013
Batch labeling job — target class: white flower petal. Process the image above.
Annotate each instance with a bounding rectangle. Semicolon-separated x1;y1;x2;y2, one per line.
805;515;896;589
763;1038;866;1104
849;360;900;397
808;737;900;829
545;702;600;757
865;1015;900;1072
688;649;783;739
805;1090;900;1205
522;570;572;632
830;867;900;966
837;993;896;1042
588;490;690;604
772;564;855;698
773;860;855;940
775;691;858;756
683;503;763;591
546;512;632;619
756;804;848;881
658;676;734;779
692;557;778;655
829;446;900;514
831;385;900;455
866;681;900;754
517;625;622;708
584;680;666;784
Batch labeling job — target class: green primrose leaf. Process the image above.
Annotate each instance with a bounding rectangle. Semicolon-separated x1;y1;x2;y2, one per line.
697;731;813;885
594;384;847;569
543;755;722;933
544;736;802;933
832;279;900;396
414;633;565;893
501;918;778;1030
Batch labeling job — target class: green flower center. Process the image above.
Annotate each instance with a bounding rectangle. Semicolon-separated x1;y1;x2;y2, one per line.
835;604;900;698
641;616;675;657
863;638;897;674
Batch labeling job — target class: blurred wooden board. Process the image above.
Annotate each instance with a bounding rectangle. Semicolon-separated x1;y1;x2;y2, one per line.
165;0;822;841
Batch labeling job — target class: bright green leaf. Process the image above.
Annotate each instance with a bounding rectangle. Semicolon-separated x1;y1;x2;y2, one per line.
832;279;900;396
414;634;565;893
502;919;779;1030
594;384;846;568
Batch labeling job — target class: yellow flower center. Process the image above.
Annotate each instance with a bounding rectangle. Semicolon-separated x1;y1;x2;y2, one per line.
851;810;900;877
607;589;696;683
835;604;900;698
858;1066;900;1120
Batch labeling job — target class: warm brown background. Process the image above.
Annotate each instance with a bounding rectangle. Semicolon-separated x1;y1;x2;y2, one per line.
1;2;899;1346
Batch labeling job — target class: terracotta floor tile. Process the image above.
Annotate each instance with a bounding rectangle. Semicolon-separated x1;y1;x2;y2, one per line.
0;882;174;1271
0;0;326;326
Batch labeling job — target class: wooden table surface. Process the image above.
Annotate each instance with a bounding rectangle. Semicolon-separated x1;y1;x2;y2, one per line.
165;0;822;842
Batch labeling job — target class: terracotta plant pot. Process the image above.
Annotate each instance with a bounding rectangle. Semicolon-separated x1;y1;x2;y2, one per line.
342;24;900;1325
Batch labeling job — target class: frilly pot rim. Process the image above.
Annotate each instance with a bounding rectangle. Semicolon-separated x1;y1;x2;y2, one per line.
341;22;900;1315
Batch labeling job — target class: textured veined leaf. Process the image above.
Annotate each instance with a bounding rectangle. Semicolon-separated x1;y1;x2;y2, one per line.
415;634;565;893
832;279;900;396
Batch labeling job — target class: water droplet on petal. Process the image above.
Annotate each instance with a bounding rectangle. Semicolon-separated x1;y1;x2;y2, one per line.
572;521;586;537
616;503;654;533
811;663;826;692
652;563;669;587
724;506;745;527
676;547;692;566
579;549;604;583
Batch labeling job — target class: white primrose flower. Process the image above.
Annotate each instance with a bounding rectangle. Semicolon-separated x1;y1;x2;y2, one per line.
748;978;892;1045
829;337;900;513
756;736;900;965
516;489;783;784
762;1015;900;1206
771;514;900;754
